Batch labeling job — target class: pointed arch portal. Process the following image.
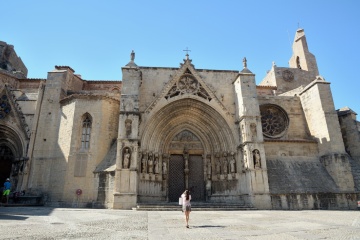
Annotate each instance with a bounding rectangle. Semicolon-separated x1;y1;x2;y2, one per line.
141;98;236;202
142;98;235;153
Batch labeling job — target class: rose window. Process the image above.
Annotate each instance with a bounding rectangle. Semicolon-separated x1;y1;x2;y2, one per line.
260;104;289;138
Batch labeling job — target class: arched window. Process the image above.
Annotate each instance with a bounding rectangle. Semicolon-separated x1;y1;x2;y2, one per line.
81;114;92;150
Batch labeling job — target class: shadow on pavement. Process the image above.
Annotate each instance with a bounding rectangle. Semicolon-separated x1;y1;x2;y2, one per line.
0;214;28;220
194;225;225;228
0;207;55;220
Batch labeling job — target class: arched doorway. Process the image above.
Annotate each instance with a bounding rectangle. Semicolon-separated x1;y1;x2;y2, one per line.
0;145;14;185
167;130;205;202
141;98;236;203
0;125;26;191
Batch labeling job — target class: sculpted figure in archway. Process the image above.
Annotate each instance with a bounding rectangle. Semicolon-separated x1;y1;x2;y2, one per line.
123;148;131;169
250;123;257;141
183;148;189;170
230;152;236;173
125;119;132;137
148;152;154;173
154;153;159;174
253;149;261;168
222;152;228;174
206;155;212;179
141;152;147;173
215;153;221;175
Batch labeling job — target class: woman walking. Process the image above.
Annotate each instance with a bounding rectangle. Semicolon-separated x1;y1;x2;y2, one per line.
181;190;191;228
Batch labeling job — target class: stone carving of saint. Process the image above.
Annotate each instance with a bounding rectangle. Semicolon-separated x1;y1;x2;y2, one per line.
148;152;154;173
125;119;132;137
162;160;167;175
230;152;236;173
253;149;261;168
123;148;131;169
154;154;159;174
222;152;228;174
206;155;212;179
215;154;221;175
131;50;135;61
250;123;257;141
141;152;147;173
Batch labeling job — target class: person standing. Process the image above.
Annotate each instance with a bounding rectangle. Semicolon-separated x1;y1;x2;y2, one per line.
181;190;191;228
3;178;11;204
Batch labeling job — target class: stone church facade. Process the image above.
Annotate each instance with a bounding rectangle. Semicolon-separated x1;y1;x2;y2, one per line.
1;29;359;210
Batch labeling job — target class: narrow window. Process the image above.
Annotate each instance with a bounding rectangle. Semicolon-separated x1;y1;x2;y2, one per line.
81;114;92;150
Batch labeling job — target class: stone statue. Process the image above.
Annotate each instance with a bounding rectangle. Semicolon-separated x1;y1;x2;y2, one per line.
148;152;154;173
131;50;135;61
230;152;236;173
162;160;167;175
253;149;261;168
222;152;228;174
154;154;159;174
206;155;212;179
250;123;257;141
123;148;131;169
215;156;221;175
125;119;132;137
243;57;247;68
141;152;147;173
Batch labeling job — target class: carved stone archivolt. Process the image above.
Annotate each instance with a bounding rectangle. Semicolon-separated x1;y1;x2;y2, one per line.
260;104;289;138
165;72;211;101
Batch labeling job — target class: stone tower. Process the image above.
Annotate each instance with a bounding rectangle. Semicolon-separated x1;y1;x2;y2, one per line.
113;51;141;209
233;58;271;208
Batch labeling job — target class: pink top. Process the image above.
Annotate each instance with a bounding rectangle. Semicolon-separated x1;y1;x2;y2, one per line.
181;194;191;206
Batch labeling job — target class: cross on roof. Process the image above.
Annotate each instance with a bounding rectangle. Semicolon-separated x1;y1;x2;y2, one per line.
183;47;191;55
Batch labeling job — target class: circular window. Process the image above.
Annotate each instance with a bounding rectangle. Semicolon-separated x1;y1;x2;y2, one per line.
282;70;294;82
260;104;289;138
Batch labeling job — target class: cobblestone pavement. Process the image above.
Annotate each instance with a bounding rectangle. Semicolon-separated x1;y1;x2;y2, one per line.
0;207;360;240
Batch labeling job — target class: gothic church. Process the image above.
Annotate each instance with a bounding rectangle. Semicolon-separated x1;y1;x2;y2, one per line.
1;29;359;209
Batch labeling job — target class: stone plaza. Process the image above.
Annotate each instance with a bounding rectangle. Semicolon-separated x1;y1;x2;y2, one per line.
0;207;359;239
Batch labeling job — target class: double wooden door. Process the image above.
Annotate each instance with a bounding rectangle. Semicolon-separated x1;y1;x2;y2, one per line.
168;154;205;202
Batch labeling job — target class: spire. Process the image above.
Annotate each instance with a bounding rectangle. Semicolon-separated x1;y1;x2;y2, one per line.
125;50;138;68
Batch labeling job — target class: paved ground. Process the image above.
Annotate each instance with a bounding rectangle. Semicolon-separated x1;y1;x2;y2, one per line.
0;207;360;240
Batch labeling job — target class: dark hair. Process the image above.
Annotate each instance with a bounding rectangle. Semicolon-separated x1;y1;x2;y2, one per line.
185;190;189;201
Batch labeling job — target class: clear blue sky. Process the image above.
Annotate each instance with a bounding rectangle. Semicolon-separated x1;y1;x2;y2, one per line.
2;0;359;115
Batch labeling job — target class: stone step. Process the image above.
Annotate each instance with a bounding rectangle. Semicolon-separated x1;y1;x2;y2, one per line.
133;203;256;211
